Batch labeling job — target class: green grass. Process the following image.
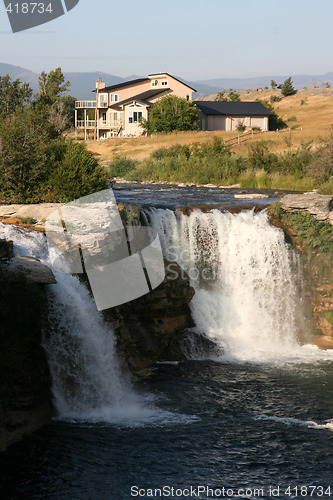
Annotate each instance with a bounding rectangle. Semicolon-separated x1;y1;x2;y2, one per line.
110;136;331;192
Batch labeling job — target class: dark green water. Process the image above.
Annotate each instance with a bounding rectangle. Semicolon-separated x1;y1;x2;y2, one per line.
1;360;333;500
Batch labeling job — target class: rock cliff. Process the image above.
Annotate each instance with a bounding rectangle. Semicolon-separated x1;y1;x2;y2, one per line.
104;260;195;377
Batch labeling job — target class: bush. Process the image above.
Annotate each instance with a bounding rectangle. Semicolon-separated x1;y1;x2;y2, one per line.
108;155;138;177
236;121;246;132
140;95;199;134
50;141;108;202
151;144;191;160
306;139;333;184
270;95;282;103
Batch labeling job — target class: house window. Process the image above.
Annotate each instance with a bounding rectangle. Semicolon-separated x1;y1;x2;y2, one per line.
102;112;107;125
109;112;118;123
110;94;119;103
99;94;108;107
128;111;143;124
186;94;190;101
151;79;158;87
161;80;168;86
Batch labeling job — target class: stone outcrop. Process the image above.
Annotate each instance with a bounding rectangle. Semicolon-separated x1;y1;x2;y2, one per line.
280;193;333;224
6;256;56;284
0;272;53;451
104;260;195;376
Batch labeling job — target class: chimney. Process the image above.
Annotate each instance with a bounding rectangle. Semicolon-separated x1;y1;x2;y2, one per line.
96;79;105;91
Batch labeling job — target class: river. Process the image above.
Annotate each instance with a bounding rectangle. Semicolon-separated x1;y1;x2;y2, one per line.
0;185;332;500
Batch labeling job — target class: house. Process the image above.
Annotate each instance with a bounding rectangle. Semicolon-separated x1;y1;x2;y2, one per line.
195;101;273;132
75;73;196;140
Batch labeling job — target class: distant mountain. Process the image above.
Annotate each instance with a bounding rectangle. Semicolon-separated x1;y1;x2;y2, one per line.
0;63;39;87
1;63;332;98
195;72;333;91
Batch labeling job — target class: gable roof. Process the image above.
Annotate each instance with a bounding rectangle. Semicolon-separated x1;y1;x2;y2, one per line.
148;73;197;92
195;101;273;116
93;73;197;93
113;88;170;107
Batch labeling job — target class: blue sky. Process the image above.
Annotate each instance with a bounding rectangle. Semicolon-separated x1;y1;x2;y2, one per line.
0;0;332;80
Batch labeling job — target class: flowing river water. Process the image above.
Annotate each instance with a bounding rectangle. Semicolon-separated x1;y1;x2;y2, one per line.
0;185;333;500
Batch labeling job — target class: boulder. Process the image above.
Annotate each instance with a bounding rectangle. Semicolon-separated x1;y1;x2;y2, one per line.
280;193;333;224
6;256;56;284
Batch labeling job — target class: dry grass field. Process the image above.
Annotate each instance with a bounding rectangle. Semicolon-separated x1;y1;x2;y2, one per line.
84;88;333;164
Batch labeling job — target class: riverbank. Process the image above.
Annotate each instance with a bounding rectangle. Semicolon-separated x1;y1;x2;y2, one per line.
107;137;332;194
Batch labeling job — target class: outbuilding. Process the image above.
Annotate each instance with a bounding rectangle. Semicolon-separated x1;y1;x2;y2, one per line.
195;101;273;132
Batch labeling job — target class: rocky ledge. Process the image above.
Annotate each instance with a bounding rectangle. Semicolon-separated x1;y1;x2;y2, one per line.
280;193;333;224
104;260;196;377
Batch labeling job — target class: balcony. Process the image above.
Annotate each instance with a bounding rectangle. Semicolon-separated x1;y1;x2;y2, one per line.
76;120;123;130
75;100;96;109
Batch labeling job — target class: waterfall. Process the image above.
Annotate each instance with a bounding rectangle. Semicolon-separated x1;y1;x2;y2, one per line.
147;208;311;362
0;222;194;425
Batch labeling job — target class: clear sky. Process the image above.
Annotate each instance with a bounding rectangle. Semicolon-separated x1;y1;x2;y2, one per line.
0;0;332;80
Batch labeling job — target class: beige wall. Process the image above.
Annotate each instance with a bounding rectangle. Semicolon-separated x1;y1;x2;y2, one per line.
198;113;268;132
123;102;148;135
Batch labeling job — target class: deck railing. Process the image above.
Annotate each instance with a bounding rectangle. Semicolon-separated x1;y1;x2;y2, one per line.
75;100;96;109
76;120;123;130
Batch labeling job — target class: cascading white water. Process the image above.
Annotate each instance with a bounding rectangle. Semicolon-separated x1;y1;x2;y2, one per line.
147;208;311;362
0;222;196;425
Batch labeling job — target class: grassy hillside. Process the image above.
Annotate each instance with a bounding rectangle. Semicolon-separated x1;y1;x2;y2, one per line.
85;87;333;165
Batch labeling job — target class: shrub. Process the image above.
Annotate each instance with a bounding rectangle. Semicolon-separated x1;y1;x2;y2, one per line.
108;155;138;177
270;95;282;103
50;141;108;202
306;139;333;183
140;95;199;134
236;121;246;132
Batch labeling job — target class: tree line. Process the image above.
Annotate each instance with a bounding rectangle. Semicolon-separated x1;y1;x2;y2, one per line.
0;68;108;203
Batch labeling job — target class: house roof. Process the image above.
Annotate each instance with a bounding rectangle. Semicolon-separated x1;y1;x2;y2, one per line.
93;73;197;93
148;73;197;92
113;88;170;107
93;77;149;93
195;101;273;116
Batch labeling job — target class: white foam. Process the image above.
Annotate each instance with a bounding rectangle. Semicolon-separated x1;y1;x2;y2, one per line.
254;414;333;431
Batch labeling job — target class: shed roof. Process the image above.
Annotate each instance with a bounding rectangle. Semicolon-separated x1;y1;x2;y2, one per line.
195;101;273;116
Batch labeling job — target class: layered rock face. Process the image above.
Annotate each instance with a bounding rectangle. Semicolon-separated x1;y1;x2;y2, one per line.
281;193;333;224
276;194;333;348
104;260;195;376
0;271;53;451
0;239;55;451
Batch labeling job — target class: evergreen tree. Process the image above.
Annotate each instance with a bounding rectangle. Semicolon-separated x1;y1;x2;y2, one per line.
0;75;32;117
281;77;296;97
